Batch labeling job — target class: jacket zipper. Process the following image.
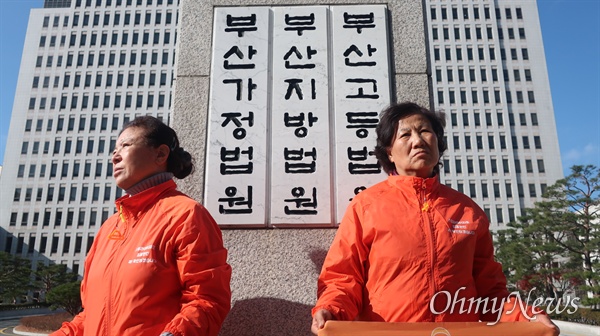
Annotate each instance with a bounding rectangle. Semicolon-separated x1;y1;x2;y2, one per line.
420;182;438;321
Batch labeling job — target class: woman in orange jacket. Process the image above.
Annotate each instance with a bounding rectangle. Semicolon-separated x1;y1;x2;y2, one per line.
50;116;231;336
311;102;558;335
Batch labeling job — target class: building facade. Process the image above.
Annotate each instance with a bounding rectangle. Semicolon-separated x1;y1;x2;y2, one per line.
426;0;563;229
0;0;179;273
0;0;562;277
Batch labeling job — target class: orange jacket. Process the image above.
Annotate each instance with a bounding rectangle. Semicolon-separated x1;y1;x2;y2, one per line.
313;175;530;323
51;180;231;336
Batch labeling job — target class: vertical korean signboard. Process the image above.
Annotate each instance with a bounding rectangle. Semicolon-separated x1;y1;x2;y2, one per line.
206;5;390;226
271;7;331;225
206;8;269;225
331;6;391;222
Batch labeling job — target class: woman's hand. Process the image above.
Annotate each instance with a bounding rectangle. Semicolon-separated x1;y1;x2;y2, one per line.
532;314;560;336
311;309;335;335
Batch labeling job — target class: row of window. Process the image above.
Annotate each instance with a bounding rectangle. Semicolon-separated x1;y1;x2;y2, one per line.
436;67;533;83
13;181;119;204
432;25;526;41
449;111;539;128
430;5;523;21
40;29;174;51
446;134;543;151
24;114;166;134
69;9;176;28
21;137;114;156
437;88;535;105
34;70;171;93
73;0;177;9
5;230;94;261
35;51;172;77
36;50;173;70
41;1;178;30
28;91;171;112
17;160;113;180
433;46;529;62
442;156;545;176
9;208;109;228
445;180;547;202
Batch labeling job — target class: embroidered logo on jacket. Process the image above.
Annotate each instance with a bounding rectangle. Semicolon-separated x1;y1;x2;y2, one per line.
128;245;157;264
447;219;475;235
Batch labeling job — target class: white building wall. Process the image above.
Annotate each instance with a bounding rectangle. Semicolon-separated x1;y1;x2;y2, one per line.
425;0;563;229
0;0;179;275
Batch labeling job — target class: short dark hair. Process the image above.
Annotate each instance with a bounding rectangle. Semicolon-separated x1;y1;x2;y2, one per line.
121;116;194;179
374;102;447;175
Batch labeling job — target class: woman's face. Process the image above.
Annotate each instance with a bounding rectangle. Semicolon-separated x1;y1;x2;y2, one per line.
387;114;439;178
112;127;168;190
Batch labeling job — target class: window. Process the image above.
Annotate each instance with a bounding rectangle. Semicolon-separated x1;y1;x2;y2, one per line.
529;184;536;197
491;158;497;173
534;136;542;149
479;158;485;174
485;112;492;126
525;159;533;173
476;135;483;150
483;90;489;104
500;135;506;149
493;183;500;198
522;48;529;60
537;159;545;173
488;135;496;149
528;91;535;103
496;207;503;224
502;158;509;173
531;113;538;126
510;48;518;60
522;136;530;149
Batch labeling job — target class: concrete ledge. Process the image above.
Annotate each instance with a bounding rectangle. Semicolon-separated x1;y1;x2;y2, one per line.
554;320;600;335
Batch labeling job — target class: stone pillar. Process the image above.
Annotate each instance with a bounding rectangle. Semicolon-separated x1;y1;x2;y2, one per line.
172;1;429;335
